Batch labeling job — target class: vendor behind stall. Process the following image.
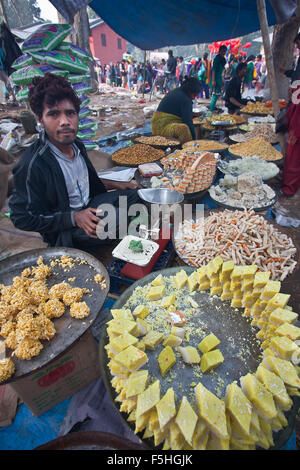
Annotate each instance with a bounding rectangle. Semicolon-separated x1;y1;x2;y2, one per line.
9;73;140;249
151;77;201;143
224;62;248;113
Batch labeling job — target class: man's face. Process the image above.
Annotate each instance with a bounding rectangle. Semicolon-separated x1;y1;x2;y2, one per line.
40;99;79;147
220;48;226;57
239;67;247;79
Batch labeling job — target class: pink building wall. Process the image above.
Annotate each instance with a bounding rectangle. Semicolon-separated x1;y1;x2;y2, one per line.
90;23;127;66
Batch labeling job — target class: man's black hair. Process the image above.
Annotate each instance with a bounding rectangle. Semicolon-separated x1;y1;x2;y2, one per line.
236;62;247;74
257;54;262;60
168;50;173;56
219;45;227;53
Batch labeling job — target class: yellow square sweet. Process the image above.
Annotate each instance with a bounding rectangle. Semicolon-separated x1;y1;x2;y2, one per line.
256;365;292;411
114;345;148;372
175;396;198;446
149;408;160;431
275;323;300;341
225;382;253;436
221;291;233;301
187;271;199;291
233;289;243;299
108;359;131;378
133;305;150;319
163;334;182;347
220;260;234;282
109;332;139;354
265;293;290;313
107;318;137;336
253;271;271;288
135;318;148;337
270;336;299;360
147;285;165;300
231;298;242;308
170;326;185;338
198;333;220;354
135;410;151;433
178;346;200;364
210;284;222;296
160;294;176;308
136;380;160;418
222;280;231;292
240;373;277;421
192;419;208;449
158;346;176;377
242;278;254;292
170;422;185;450
196;266;208;283
195;382;228;439
260;281;281;301
156;388;176;430
198;280;210;291
269;308;298;326
120;397;137;413
110;309;134;321
174;270;188;289
143;330;164;350
126;370;149;398
230;279;241;291
151;274;165;286
200;349;224;373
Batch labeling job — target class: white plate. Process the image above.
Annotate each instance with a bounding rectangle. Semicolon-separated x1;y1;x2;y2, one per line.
112;236;159;266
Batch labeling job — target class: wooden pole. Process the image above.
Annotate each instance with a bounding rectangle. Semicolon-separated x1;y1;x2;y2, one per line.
256;0;285;153
0;0;9;26
142;50;146;99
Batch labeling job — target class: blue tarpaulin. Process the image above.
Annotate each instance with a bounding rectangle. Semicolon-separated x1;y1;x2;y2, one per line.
49;0;297;50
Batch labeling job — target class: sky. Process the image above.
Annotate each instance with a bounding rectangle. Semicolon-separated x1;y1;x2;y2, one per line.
36;0;58;22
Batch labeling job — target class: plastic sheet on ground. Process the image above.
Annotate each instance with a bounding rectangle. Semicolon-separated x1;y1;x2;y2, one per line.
97;121;152;154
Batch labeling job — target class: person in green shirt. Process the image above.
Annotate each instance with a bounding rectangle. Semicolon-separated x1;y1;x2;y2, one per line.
209;45;227;111
244;55;255;90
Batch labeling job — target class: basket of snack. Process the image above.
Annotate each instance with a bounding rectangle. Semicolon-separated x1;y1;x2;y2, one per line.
112;144;165;167
132;135;181;151
228;137;283;163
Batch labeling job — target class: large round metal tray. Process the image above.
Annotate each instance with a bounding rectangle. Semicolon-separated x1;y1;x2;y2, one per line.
112;145;166;167
99;266;300;450
216;157;280;181
208;187;278;212
0;247;110;384
228;149;284;165
132;135;181;151
34;431;148;450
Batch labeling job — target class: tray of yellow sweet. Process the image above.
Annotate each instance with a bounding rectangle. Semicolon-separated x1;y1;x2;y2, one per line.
99;261;300;450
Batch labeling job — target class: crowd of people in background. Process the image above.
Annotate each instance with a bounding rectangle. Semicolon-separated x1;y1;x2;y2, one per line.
94;49;268;100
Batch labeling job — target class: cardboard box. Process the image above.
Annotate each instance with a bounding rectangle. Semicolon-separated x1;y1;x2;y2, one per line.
10;329;101;417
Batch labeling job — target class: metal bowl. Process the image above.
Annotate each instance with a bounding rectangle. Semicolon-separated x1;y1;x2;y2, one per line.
138;188;184;205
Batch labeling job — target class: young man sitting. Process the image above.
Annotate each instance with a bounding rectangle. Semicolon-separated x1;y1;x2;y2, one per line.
9;73;140;249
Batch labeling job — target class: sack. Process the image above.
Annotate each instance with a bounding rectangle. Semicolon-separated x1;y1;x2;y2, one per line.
79;106;91;119
72;81;92;96
275;102;291;134
30;50;89;74
21;24;72;53
81;140;98;150
80;95;90;108
77;128;96;140
16;86;30;101
79;118;98;131
11;54;35;70
68;73;91;84
10;64;68;86
58;42;93;63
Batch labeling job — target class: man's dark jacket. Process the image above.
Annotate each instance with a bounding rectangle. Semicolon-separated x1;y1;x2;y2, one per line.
9;137;106;247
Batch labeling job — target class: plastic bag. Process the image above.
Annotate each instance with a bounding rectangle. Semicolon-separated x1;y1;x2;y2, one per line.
79;106;91;119
58;42;93;63
72;81;92;96
11;53;35;70
21;24;72;53
80;95;90;108
68;73;91;84
16;86;30;101
11;64;68;86
81;140;98;150
79;118;98;131
77;128;96;140
30;50;89;74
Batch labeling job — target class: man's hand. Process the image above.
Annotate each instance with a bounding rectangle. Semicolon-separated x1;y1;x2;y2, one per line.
101;179;141;191
74;207;104;239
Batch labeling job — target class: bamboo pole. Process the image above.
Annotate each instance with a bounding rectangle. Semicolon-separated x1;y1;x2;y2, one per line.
256;0;285;153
